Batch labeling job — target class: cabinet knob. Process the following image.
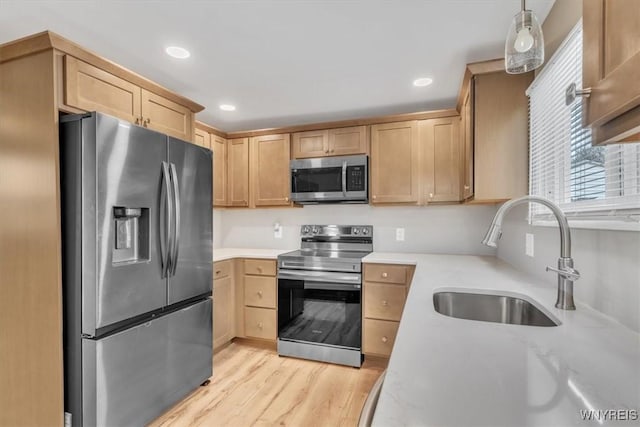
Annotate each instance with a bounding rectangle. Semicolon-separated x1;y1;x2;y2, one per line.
215;270;221;275
464;185;470;190
285;197;289;202
372;195;377;200
257;266;263;272
257;322;263;329
382;300;388;306
381;336;388;343
381;272;388;278
325;149;330;154
143;118;151;127
257;291;263;297
330;149;335;153
135;117;140;125
429;193;434;198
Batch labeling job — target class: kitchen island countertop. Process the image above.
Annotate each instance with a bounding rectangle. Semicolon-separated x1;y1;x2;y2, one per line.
363;253;640;426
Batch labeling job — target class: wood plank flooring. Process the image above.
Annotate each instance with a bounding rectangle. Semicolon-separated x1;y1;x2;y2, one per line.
150;341;386;427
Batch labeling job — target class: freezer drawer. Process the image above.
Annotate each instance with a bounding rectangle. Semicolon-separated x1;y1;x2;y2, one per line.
76;299;212;427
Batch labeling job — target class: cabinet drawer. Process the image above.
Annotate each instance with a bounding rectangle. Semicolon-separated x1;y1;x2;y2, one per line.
364;282;407;321
244;259;276;276
244;307;276;340
363;319;399;357
213;260;232;280
244;276;276;309
364;264;408;284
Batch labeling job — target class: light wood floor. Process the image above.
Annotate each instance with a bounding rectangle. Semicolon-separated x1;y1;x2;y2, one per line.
150;341;386;427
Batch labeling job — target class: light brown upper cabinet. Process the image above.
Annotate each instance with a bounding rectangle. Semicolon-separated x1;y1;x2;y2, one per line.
194;127;210;149
292;126;368;158
250;134;291;207
370;121;420;204
583;0;640;144
472;71;532;203
461;87;474;200
420;117;461;203
227;138;250;207
212;135;228;207
140;89;193;141
63;55;194;141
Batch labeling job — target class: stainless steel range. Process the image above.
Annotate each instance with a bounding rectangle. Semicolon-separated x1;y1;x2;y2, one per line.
277;224;373;367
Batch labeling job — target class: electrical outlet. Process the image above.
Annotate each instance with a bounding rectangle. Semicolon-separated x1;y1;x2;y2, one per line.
525;233;534;257
274;223;283;239
396;228;405;241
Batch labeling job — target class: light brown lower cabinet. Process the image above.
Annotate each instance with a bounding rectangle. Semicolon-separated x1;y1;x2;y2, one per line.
213;260;235;350
362;263;414;357
239;259;278;342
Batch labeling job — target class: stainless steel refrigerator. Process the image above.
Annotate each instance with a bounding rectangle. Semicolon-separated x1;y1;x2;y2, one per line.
60;112;213;427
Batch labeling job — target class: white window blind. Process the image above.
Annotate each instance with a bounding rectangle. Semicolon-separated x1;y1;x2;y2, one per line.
527;21;640;223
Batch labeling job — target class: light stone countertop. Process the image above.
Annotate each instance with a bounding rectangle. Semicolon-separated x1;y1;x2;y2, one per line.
212;247;294;262
363;253;640;426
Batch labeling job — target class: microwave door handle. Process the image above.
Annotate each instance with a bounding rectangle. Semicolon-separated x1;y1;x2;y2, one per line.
342;161;347;196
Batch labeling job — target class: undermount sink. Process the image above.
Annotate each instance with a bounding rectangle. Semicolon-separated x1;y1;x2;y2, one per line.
433;291;559;327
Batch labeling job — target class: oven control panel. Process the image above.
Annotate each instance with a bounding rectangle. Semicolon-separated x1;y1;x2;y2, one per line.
300;225;373;238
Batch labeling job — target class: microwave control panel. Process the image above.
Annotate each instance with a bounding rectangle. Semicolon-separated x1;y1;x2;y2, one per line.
346;165;366;192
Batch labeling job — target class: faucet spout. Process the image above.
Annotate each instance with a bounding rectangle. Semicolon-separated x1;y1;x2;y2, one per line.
482;195;579;310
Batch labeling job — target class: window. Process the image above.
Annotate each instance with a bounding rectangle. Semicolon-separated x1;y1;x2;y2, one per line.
527;21;640;226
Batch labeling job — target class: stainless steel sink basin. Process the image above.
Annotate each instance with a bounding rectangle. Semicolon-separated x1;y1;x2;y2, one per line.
433;291;559;327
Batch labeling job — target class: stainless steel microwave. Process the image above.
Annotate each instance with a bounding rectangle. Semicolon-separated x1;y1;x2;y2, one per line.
290;155;368;204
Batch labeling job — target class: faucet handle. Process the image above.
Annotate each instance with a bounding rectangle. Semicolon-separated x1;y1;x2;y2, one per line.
546;266;580;281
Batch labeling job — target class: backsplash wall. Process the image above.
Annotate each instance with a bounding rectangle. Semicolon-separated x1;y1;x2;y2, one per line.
215;204;498;255
496;205;640;333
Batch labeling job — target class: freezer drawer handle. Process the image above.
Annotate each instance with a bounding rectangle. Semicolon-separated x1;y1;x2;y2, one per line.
169;163;181;276
161;162;173;278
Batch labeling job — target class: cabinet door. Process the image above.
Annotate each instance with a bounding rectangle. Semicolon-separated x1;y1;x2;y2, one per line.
140;89;194;141
474;72;530;202
194;127;210;148
292;130;328;158
227;138;250;207
213;275;234;350
584;0;640;143
64;55;141;124
421;117;461;203
212;136;228;207
329;126;368;156
462;86;474;200
250;134;291;206
370;121;420;204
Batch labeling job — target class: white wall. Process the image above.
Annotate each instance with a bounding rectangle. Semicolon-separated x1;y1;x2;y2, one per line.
496;205;640;333
214;204;498;255
213;209;223;248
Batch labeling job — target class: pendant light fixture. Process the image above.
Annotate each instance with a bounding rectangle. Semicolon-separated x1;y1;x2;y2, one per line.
505;0;544;74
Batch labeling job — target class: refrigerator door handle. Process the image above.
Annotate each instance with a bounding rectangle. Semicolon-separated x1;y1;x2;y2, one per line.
161;162;173;278
169;163;181;276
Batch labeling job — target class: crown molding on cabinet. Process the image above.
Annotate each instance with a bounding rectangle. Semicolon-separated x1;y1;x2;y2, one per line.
0;30;205;113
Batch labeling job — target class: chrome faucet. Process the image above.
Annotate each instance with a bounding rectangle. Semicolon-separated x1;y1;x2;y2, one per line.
482;195;580;310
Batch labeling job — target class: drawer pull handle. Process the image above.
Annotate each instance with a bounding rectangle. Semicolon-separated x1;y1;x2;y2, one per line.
382;300;388;306
215;270;221;275
381;336;388;343
257;322;263;329
257;291;263;297
381;272;388;278
257;266;263;272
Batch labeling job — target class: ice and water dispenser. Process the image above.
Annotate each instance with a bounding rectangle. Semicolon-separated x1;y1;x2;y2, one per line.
113;207;149;264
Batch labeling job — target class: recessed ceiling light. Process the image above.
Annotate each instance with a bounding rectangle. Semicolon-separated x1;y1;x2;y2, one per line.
413;77;433;87
219;104;236;111
165;46;190;59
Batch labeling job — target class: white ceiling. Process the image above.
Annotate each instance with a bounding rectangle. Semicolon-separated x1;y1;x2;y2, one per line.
0;0;555;132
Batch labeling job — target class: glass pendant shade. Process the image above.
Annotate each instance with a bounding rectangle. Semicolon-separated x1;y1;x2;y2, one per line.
505;9;544;74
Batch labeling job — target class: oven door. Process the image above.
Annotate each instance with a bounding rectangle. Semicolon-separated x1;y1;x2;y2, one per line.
277;270;361;350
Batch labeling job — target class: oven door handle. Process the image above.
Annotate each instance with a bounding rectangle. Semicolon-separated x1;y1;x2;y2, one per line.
278;269;361;285
304;282;361;291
